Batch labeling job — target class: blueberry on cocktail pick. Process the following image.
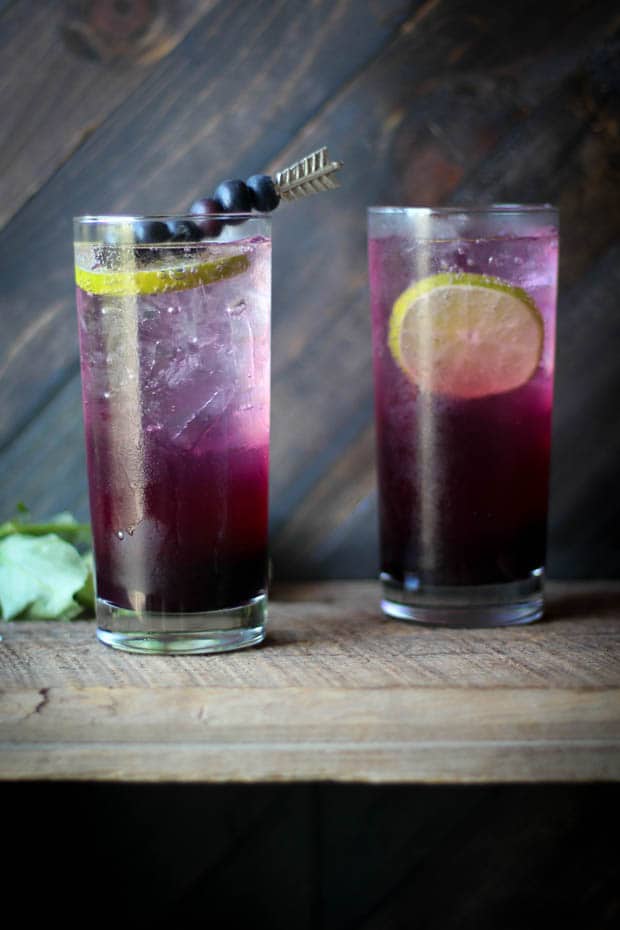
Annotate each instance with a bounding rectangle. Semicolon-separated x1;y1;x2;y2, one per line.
167;218;202;242
246;175;280;213
189;147;343;235
189;197;223;238
212;179;254;225
213;179;253;212
243;148;343;211
134;220;171;244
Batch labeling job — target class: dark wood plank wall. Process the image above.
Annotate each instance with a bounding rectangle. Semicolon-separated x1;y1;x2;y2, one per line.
1;0;619;581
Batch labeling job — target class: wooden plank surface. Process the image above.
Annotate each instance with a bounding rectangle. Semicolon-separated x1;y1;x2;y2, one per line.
1;0;619;584
1;580;619;784
0;0;217;229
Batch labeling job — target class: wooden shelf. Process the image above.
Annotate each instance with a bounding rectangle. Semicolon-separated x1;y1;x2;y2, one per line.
1;580;619;784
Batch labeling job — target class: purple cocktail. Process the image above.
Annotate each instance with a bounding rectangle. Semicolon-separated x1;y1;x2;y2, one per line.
75;215;270;652
368;206;558;626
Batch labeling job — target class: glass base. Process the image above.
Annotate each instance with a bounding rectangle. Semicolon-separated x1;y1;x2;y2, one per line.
380;570;544;628
95;593;267;654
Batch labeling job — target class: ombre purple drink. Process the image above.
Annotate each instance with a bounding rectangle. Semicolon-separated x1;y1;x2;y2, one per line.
368;206;558;626
75;215;270;653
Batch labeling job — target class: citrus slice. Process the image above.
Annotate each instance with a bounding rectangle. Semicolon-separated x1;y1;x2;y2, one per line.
75;252;249;296
388;272;544;399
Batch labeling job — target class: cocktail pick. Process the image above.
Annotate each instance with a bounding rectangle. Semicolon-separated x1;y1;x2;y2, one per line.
273;147;344;201
189;146;343;237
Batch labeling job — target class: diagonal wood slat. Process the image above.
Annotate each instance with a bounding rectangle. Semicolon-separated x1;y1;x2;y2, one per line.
0;0;218;230
0;0;618;584
0;0;418;452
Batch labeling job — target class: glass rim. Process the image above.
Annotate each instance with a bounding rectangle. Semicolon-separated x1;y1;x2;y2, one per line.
367;204;557;216
74;213;269;223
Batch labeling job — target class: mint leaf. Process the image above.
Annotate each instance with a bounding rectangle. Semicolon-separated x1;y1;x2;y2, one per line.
47;512;92;547
75;551;95;612
0;512;91;545
0;534;90;620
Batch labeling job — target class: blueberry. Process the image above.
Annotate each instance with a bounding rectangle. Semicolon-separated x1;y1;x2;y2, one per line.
133;220;170;244
189;197;223;238
246;174;280;212
212;179;253;220
167;219;202;242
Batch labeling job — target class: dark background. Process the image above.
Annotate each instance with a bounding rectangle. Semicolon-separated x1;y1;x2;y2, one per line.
1;0;619;580
1;2;619;927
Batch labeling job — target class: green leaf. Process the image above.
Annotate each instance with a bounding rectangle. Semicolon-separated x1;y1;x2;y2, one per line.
0;534;90;621
47;512;92;547
0;511;91;545
75;551;96;612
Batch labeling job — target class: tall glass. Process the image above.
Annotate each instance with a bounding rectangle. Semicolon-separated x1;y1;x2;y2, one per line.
368;206;558;626
74;214;270;653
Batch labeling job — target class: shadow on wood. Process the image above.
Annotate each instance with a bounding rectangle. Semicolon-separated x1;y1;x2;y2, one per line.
3;781;619;930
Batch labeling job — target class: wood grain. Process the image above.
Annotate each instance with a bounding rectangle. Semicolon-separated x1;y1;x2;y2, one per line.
0;580;618;783
266;0;620;577
549;242;620;576
0;0;619;586
2;2;619;914
0;0;414;451
0;0;216;229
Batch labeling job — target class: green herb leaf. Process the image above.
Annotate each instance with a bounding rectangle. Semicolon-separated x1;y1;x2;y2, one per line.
0;533;91;621
75;551;96;612
0;511;91;545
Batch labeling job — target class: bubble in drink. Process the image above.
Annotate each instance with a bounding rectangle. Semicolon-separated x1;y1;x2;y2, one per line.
368;206;558;625
76;233;271;614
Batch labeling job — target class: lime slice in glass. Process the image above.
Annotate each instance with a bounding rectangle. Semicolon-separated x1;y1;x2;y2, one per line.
75;252;249;296
388;272;544;398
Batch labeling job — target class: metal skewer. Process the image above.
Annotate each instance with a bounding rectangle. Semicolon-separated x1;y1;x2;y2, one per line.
274;147;343;202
